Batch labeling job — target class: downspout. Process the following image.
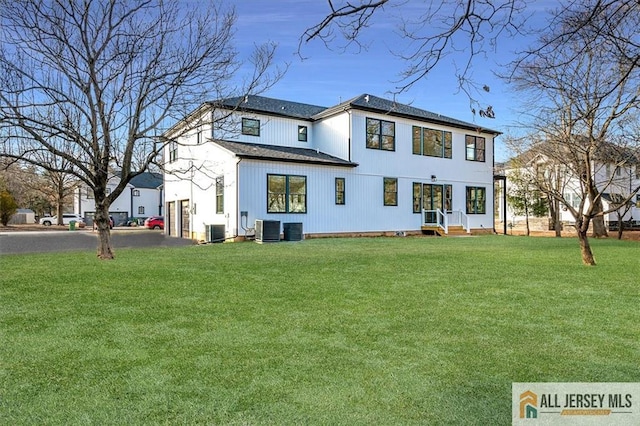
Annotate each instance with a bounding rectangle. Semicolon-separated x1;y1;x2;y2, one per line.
236;157;242;237
77;187;82;216
502;175;507;235
130;187;134;220
189;161;194;239
347;109;352;162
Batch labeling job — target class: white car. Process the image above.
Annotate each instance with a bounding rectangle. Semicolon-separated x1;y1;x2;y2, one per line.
39;214;85;226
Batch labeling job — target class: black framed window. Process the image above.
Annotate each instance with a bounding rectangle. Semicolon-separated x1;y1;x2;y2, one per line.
216;176;224;214
366;118;395;151
242;118;260;136
138;206;145;215
412;126;452;158
168;141;178;163
413;183;452;213
384;177;398;206
298;125;308;142
132;189;140;197
196;129;202;144
466;186;486;214
335;178;345;205
465;135;486;162
267;174;307;213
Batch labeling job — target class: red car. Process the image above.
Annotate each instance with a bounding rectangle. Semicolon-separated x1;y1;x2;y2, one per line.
144;216;164;230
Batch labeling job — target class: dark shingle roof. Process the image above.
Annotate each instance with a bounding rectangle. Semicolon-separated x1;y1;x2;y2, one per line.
206;94;500;135
314;94;501;135
129;172;163;189
214;96;327;120
212;140;357;168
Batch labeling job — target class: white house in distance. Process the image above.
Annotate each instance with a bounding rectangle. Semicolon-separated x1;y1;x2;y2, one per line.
497;148;640;231
163;94;500;241
75;172;163;226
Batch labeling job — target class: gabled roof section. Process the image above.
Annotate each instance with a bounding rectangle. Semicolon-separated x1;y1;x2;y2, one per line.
213;95;327;120
314;93;501;135
129;172;163;189
212;140;358;168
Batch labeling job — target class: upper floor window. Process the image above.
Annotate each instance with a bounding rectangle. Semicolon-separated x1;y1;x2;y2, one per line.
86;188;94;199
366;118;395;151
412;126;452;158
466;186;486;214
242;118;260;136
335;178;345;205
138;206;145;215
168;141;178;163
196;129;203;144
267;174;307;213
465;135;485;162
132;189;140;197
383;177;398;206
298;125;308;142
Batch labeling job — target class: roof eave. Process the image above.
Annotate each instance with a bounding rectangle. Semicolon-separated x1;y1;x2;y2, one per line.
237;154;358;168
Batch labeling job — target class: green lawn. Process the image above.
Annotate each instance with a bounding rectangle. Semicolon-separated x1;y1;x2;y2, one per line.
1;236;638;425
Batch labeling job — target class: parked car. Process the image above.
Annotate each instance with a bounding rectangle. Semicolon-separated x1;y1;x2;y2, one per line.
39;214;85;227
91;216;114;230
144;216;164;230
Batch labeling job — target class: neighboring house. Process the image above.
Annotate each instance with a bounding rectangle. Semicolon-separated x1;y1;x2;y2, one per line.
163;94;500;241
75;172;164;226
498;148;640;230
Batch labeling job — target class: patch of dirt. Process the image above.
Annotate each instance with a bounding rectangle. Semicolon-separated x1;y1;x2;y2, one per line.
0;224;89;232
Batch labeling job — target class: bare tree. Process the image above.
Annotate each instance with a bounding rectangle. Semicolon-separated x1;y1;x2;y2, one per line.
301;0;529;117
509;1;640;265
0;0;282;259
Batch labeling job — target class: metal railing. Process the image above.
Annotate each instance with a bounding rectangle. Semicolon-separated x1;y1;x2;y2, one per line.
423;209;470;234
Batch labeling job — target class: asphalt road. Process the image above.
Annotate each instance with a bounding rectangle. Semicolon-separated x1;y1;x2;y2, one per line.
0;229;195;255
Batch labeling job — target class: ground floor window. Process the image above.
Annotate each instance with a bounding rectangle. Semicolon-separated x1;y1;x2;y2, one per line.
216;176;224;214
138;206;145;215
267;174;307;213
384;177;398;206
413;183;452;213
335;177;345;205
466;186;486;214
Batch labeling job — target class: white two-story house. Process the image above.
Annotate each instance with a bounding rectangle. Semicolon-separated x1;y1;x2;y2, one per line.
75;172;164;226
163;94;500;241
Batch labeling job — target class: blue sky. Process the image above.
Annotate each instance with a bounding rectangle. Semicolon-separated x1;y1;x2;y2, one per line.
230;1;555;160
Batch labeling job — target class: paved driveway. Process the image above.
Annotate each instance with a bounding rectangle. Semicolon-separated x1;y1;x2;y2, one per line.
0;229;195;255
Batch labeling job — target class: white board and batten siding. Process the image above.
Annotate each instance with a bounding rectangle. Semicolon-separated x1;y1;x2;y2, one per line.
218;111;315;149
348;110;495;231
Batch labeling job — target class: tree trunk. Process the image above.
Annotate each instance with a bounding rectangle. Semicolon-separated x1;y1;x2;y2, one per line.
547;197;562;237
524;203;530;236
577;219;596;266
590;197;608;238
617;215;624;240
94;197;114;259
